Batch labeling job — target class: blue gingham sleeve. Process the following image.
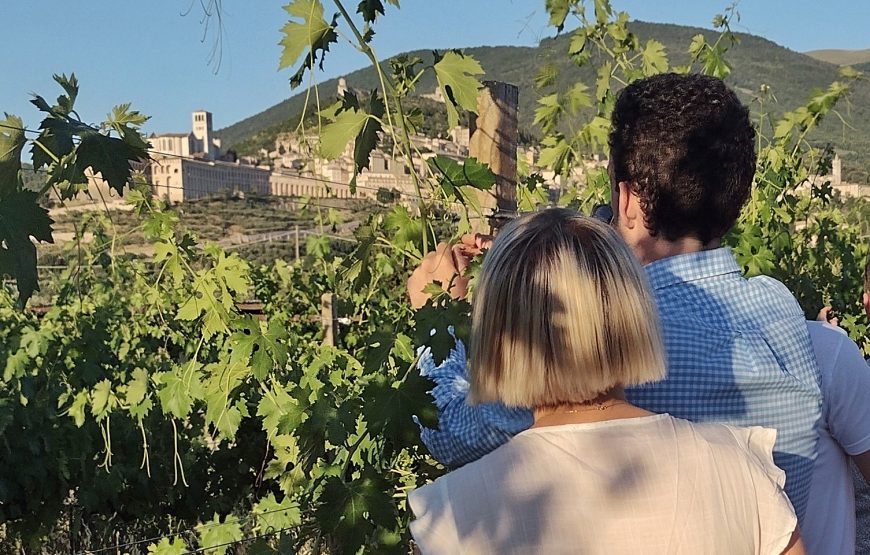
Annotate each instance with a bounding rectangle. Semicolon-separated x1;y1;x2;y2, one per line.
414;334;534;467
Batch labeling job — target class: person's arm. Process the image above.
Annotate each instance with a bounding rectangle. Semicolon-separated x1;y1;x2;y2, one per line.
408;234;530;467
809;323;870;475
781;530;806;555
415;339;533;467
854;450;870;485
407;234;492;309
815;306;840;327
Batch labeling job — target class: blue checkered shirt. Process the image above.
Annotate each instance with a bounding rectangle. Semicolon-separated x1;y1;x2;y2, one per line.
416;247;823;522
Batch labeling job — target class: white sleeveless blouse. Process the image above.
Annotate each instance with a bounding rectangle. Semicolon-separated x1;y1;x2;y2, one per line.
409;414;797;554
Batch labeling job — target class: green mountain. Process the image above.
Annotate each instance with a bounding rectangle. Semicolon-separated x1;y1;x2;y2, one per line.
806;48;870;66
216;21;870;183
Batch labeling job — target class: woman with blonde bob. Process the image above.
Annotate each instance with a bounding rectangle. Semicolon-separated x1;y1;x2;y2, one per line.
409;208;803;554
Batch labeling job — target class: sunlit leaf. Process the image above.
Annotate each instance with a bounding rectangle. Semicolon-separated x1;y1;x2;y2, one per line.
433;51;484;128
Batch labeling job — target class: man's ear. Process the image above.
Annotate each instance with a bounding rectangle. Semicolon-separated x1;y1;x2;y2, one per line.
863;291;870;320
617;181;640;230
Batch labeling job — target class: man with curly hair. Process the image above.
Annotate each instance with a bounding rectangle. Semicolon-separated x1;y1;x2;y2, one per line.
410;73;870;554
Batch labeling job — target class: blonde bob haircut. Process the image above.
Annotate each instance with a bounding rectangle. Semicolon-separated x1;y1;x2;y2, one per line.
469;208;666;407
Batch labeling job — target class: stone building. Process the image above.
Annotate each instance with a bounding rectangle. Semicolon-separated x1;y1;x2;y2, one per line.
148;156;270;203
269;171;365;199
149;110;222;161
146;110;269;203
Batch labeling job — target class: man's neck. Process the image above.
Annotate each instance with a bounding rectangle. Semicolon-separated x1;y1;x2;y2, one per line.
635;236;722;266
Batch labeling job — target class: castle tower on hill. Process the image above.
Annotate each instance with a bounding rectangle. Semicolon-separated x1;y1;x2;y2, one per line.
337;77;348;97
192;110;221;160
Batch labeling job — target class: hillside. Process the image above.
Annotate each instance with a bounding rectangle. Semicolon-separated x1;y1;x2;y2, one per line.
806;48;870;66
216;21;870;183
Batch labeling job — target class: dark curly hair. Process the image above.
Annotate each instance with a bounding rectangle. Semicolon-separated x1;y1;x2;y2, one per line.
609;73;756;244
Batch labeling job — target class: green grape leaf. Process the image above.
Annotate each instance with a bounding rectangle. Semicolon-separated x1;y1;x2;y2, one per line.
688;34;707;58
350;89;385;193
74;132;143;195
202;361;248;438
197;513;243;555
393;333;414;362
383;205;424;252
413;299;471;363
229;318;288;380
537;135;572;175
593;0;610;24
534;63;558;89
305;234;331;258
733;241;776;277
147;538;187;555
298;396;350;448
701;45;732;79
545;0;570;31
126;369;150;407
90;379;117;420
565;83;592;115
363;368;436;445
641;39;669;75
154;241;185;286
319;107;368;160
596;62;612;101
253;493;301;533
433;51;483;128
213;250;251;300
774;113;797;141
317;474;393;549
362;330;396;373
177;273;229;338
0;114;25;195
279;0;339;88
108;102;149;128
30;118;76;172
155;365;204;419
47;150;90;201
53;73;79;116
428;155;496;195
267;434;306;496
67;391;89;428
107;103;150;150
0;190;54;307
207;398;242;438
357;0;387;23
257;383;304;438
533;93;562;135
579;116;611;152
569;31;587;56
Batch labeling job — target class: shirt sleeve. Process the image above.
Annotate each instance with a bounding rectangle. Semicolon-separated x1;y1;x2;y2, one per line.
734;426;800;554
812;323;870;456
414;336;533;468
408;480;459;554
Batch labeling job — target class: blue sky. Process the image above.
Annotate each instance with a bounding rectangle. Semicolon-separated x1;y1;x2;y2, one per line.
1;1;868;135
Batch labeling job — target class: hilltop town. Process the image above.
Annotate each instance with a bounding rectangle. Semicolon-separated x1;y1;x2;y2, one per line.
140;76;866;206
143;79;498;204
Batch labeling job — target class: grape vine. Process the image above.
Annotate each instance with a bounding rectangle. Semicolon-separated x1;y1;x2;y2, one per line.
0;1;866;553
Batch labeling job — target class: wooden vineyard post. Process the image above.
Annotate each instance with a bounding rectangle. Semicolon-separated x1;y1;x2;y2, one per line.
294;224;300;261
469;81;519;234
320;292;337;346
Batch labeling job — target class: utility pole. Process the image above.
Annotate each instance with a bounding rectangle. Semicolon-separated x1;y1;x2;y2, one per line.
469;81;519;234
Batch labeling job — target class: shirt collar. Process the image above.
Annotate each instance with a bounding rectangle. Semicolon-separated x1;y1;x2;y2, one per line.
644;247;741;291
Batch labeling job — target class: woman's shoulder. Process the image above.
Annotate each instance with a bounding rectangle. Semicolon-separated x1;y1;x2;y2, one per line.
670;416;785;484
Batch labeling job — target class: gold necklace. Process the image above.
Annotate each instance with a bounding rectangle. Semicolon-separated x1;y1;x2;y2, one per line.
547;400;629;416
